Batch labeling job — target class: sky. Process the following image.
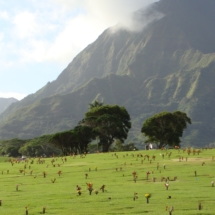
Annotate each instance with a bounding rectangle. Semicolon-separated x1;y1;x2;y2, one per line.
0;0;157;100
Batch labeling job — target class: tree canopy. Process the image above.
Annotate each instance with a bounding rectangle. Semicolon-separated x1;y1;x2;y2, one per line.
0;138;27;157
49;130;76;155
80;105;131;152
141;111;191;149
73;125;96;153
18;135;60;157
49;126;95;155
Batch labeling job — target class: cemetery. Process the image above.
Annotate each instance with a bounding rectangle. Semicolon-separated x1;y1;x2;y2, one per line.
0;148;215;214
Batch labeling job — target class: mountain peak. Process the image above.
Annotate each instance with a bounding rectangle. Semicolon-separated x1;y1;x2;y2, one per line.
148;0;215;54
1;0;215;148
156;0;215;15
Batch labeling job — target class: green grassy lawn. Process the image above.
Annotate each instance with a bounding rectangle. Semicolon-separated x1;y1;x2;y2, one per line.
0;149;215;215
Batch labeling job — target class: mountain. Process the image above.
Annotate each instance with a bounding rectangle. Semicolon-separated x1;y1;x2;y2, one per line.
0;0;215;147
0;98;18;114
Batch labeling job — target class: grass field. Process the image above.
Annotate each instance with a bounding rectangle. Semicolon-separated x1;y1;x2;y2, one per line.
0;148;215;215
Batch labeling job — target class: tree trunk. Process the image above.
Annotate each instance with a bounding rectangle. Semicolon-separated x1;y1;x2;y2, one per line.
102;142;111;152
158;143;163;149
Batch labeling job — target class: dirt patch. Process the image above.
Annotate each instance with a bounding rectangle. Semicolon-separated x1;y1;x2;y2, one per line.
172;157;210;162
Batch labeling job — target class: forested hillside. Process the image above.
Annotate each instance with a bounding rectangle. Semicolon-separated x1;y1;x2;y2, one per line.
0;0;215;148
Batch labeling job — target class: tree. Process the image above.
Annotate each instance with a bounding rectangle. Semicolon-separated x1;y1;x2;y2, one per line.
80;105;131;152
49;126;95;155
0;138;26;157
112;140;138;152
18;135;61;157
49;131;78;155
141;111;191;149
73;125;96;153
5;146;21;157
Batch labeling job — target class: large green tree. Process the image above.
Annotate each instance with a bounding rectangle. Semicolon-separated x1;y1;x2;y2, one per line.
49;126;95;155
0;138;26;157
19;135;60;157
49;130;78;155
80;105;131;152
73;125;96;153
141;111;191;149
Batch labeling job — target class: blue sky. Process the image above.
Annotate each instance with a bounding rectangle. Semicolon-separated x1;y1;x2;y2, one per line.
0;0;156;100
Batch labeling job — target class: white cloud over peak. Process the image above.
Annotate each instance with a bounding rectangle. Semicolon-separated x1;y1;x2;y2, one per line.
0;0;158;99
4;0;158;64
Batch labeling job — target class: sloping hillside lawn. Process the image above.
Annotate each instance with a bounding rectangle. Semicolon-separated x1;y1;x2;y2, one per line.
0;148;215;214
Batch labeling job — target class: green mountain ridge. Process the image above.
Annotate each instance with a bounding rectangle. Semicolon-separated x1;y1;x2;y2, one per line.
0;98;18;115
0;0;215;147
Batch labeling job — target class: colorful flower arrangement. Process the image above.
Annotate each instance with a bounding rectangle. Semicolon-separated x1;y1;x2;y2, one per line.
86;182;93;195
145;193;151;203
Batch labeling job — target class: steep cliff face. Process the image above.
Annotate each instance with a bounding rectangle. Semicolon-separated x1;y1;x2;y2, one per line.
0;0;215;147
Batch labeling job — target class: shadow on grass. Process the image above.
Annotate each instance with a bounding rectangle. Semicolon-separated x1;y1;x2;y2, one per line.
192;214;213;215
181;208;214;215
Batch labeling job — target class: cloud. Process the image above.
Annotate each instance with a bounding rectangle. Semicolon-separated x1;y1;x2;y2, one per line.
20;13;108;63
0;92;26;100
111;4;164;32
12;11;39;39
13;0;158;64
0;32;4;41
51;0;158;29
0;0;158;98
0;11;9;20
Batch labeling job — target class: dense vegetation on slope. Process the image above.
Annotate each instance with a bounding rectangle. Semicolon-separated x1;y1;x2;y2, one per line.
0;0;215;147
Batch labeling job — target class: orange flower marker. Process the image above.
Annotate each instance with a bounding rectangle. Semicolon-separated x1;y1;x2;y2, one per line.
87;182;93;195
43;171;47;178
100;184;105;192
198;202;202;210
51;178;56;183
132;171;138;182
25;205;30;215
187;149;191;155
133;192;138;201
144;154;150;161
76;185;82;195
134;175;138;183
146;171;150;180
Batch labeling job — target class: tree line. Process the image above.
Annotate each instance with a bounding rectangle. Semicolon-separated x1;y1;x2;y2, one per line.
48;101;191;155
